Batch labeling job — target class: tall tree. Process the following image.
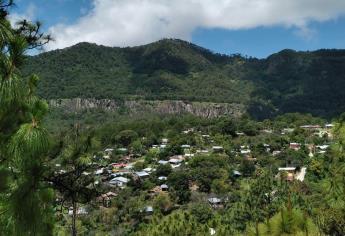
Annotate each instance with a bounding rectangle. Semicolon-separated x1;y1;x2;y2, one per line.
47;126;99;236
0;1;52;234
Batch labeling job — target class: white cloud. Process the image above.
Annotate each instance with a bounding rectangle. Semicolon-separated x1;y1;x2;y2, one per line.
46;0;345;50
9;3;36;25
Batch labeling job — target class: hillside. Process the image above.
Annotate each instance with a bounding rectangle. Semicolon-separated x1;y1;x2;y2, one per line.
21;39;345;119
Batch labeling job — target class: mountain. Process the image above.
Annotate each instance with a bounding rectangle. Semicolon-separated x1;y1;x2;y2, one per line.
21;39;345;119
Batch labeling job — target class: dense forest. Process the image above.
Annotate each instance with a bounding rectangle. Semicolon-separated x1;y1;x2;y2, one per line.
22;39;345;119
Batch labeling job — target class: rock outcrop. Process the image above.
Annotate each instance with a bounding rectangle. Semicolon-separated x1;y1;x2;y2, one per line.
49;98;244;118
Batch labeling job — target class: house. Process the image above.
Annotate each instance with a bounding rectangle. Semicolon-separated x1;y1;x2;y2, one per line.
117;148;128;153
295;167;307;182
56;169;66;174
325;124;334;129
240;149;251;155
161;138;169;144
316;145;329;151
143;167;153;173
96;192;117;207
272;150;282;156
233;170;242;177
196;149;209;154
289;143;301;151
158;160;169;165
124;164;134;170
145;206;154;215
169;155;184;164
135;171;150;179
121;155;131;162
278;167;296;181
149;185;170;196
300;125;321;130
181;144;191;149
184;153;195;158
212;146;223;152
240;145;251;154
104;148;114;155
169;158;182;164
236;132;245;136
158;176;167;181
95;168;105;175
110;171;131;178
68;206;88;216
208;197;223;208
281;128;294;134
109;176;130;187
183;129;193;134
171;163;181;169
160;184;169;191
111;163;127;170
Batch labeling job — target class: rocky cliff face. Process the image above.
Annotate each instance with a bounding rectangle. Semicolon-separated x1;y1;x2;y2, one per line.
49;98;244;118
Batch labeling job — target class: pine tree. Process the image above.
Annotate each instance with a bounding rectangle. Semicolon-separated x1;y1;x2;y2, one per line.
0;1;52;234
46;125;99;236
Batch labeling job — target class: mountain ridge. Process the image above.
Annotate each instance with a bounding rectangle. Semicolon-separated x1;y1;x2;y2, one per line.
22;39;345;119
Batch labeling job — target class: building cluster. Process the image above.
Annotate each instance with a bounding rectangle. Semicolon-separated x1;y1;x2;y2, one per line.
55;123;333;215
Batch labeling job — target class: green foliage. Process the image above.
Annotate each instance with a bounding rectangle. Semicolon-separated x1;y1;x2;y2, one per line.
22;39;345;119
134;211;210;236
155;164;172;177
246;208;318;236
167;170;191;204
113;129;138;147
0;2;53;234
133;161;145;171
190;203;213;224
153;194;173;214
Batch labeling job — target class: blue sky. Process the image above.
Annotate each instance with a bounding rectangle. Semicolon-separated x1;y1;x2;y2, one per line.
11;0;345;58
193;19;345;58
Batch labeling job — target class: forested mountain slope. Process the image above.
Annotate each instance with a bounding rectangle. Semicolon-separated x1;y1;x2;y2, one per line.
22;39;345;119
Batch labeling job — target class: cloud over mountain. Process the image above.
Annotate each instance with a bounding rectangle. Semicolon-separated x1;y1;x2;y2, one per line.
46;0;345;50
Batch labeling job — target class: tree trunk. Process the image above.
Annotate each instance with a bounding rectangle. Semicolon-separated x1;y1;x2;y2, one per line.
266;216;271;233
72;201;77;236
255;221;259;236
281;208;286;233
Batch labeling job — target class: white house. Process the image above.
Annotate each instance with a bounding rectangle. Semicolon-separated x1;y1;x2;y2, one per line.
68;206;88;216
109;177;130;187
158;160;169;165
240;149;251;154
169;158;182;164
161;138;169;144
135;171;150;178
160;184;169;191
181;144;191;149
158;176;167;181
212;146;223;152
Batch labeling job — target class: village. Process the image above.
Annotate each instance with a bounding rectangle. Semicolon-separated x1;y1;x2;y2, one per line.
53;120;334;222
